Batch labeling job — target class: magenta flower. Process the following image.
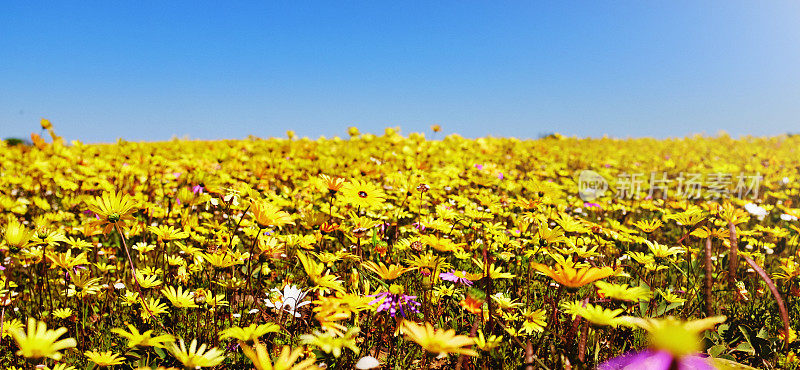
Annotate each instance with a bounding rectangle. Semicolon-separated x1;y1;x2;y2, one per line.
599;350;714;370
192;184;204;194
439;270;473;286
368;285;421;318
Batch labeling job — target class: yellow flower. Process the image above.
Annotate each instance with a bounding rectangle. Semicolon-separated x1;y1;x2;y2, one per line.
251;201;294;229
471;259;516;280
362;261;415;280
621;316;726;357
561;302;626;327
297;252;344;293
40;117;53;130
139;298;169;321
203;252;243;269
300;327;360;358
531;262;617;288
149;225;189;242
134;271;163;289
2;216;34;249
473;330;502;351
47;250;89;270
220;323;280;344
339;180;386;209
779;328;797;344
85;191;139;234
52;308;73;319
111;324;175;348
657;289;687;304
85;350;125;367
240;343;321;370
595;281;653;302
645;240;684;259
167;338;226;368
161;286;199;308
11;318;76;361
1;318;23;338
402;321;478;357
632;219;663;233
520;308;547;334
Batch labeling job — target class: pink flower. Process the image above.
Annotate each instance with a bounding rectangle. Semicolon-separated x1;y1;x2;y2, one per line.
439;270;473;286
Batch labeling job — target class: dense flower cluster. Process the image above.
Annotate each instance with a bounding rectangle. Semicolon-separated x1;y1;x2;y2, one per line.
0;122;797;368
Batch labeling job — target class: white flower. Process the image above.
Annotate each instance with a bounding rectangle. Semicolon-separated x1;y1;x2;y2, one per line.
744;203;768;220
264;284;310;318
113;282;126;290
355;356;380;369
781;214;798;221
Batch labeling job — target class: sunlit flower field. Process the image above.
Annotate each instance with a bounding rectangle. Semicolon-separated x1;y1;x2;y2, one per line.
2;121;800;369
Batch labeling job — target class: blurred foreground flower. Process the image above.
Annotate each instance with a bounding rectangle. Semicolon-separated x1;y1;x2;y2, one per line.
402;321;478;357
599;316;727;370
11;318;76;361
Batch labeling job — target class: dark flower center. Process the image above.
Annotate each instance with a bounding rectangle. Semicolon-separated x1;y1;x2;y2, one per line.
358;191;368;198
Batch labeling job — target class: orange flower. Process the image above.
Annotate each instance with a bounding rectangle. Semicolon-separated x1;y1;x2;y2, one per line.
31;133;47;150
320;221;339;234
320;174;346;195
459;296;483;314
531;262;618;289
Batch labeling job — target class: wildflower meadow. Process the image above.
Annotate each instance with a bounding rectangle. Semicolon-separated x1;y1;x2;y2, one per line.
2;120;800;369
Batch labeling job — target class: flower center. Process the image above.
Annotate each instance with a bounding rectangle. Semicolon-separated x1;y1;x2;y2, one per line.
358;191;368;198
389;284;404;295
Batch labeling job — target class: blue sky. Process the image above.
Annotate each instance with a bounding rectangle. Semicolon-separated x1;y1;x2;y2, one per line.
2;1;799;142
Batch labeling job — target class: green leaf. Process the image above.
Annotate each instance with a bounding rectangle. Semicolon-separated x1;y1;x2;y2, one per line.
708;344;727;357
710;357;759;369
733;341;755;355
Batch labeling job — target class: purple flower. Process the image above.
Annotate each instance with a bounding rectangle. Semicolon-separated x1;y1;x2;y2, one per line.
599;350;714;370
475;164;484;170
368;286;421;318
584;202;601;209
439;270;473;286
497;172;504;180
192;184;204;194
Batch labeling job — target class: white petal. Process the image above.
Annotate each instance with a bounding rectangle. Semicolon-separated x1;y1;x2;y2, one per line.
355;356;380;369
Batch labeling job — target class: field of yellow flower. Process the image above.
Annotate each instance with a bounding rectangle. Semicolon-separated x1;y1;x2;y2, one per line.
2;121;800;369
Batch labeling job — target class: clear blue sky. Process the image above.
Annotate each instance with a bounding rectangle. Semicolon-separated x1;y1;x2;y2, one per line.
2;1;799;142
